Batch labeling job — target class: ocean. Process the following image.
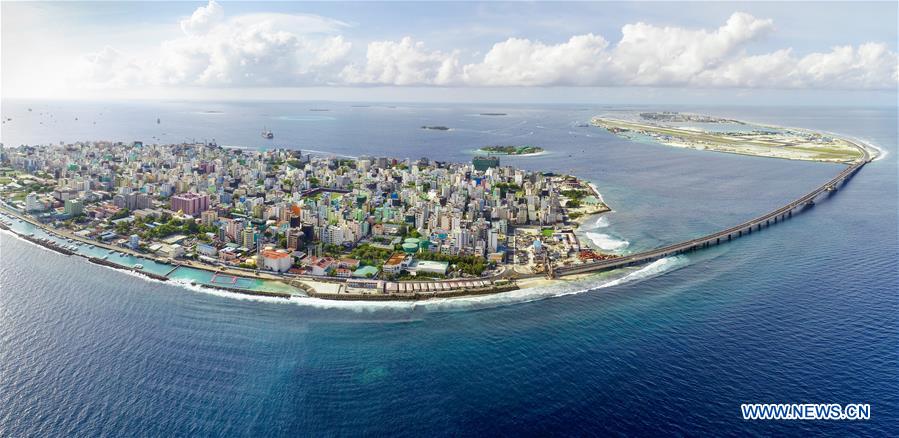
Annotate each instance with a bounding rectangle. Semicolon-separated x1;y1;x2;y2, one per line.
1;101;896;436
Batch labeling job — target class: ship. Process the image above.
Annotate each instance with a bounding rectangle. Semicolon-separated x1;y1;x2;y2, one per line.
262;127;274;139
157;117;161;124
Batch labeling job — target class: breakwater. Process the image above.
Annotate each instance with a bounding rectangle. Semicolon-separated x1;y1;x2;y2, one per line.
20;234;76;256
196;283;292;299
88;257;170;281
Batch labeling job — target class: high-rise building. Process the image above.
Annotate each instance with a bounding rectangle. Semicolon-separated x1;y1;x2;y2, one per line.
240;227;256;248
200;209;218;226
25;193;44;212
64;199;84;216
171;192;209;216
286;227;304;250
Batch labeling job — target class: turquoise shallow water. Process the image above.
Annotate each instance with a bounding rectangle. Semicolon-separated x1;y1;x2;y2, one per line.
0;103;896;435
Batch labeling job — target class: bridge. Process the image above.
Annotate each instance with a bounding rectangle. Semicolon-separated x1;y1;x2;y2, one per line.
551;143;873;278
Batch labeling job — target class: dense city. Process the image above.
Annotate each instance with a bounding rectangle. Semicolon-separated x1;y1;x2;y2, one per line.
0;141;610;294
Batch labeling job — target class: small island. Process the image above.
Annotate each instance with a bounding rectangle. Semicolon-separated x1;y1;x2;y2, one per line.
480;145;544;155
479;113;507;116
421;125;450;131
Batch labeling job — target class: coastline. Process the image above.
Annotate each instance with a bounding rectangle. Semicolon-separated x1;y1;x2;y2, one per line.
0;205;537;302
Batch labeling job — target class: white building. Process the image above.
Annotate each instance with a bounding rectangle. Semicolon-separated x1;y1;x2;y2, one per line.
261;250;292;273
25;193;44;212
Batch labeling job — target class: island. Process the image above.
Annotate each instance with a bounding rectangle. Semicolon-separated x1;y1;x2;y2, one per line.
0;141;611;301
421;125;450;131
479;113;507;116
479;145;544;155
593;112;864;163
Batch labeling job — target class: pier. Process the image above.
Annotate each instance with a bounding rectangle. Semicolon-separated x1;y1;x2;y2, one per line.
552;145;872;278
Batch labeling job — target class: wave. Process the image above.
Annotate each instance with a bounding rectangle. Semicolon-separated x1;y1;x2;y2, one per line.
585;232;629;252
851;137;888;161
591;216;610;228
164;256;688;314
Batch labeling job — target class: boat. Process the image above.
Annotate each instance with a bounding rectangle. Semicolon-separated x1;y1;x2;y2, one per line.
262;127;274;139
134;264;144;270
157;117;161;124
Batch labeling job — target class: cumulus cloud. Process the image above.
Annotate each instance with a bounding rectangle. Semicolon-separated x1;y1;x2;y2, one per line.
179;0;224;36
461;34;610;86
77;46;145;88
82;0;351;87
610;12;774;85
76;6;898;91
340;37;460;85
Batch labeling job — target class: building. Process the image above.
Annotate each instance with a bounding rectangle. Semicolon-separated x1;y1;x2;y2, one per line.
64;199;84;216
382;253;411;275
334;267;353;278
25;193;44;212
286;227;304;250
261;249;293;273
163;244;185;259
472;155;500;171
197;243;217;257
305;256;336;276
409;260;449;275
170;192;209;216
200;209;218;226
129;234;140;250
240;227;256;248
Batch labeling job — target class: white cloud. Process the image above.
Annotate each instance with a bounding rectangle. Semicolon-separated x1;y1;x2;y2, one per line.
610;12;774;85
180;0;224;36
73;6;898;91
340;37;460;85
461;34;610;86
81;1;352;87
77;46;145;88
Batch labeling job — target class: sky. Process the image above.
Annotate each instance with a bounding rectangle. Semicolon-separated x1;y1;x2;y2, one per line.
1;1;897;104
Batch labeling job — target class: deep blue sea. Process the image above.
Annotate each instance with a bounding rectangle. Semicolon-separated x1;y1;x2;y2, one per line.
1;101;897;436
